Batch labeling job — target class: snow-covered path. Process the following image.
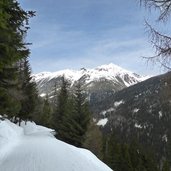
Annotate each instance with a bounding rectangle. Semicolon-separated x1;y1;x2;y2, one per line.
0;120;112;171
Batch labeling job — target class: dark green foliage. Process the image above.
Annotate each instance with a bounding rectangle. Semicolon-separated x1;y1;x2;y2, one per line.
162;160;170;171
40;94;52;127
29;96;45;124
83;120;103;159
18;57;38;121
103;134;122;170
129;140;142;169
96;72;171;165
103;132;159;171
53;76;70;139
0;0;35;117
53;78;90;147
120;144;133;171
56;96;83;145
70;82;91;147
98;75;171;170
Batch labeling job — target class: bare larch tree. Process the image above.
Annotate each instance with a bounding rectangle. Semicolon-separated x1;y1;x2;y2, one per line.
140;0;171;69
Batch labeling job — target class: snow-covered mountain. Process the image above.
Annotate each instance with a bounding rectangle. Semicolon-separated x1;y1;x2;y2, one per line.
33;63;149;99
0;119;112;171
34;63;145;85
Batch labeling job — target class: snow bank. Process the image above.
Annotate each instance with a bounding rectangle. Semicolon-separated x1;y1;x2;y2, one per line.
0;120;23;140
0;120;23;148
20;121;55;136
0;120;112;171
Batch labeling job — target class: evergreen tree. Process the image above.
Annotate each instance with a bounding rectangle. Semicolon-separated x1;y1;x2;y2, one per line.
120;144;133;171
162;160;170;171
30;96;45;124
83;120;103;159
103;132;122;171
129;140;144;171
56;96;77;143
53;76;70;139
103;135;112;167
40;94;52;127
102;132;159;171
0;0;35;117
53;79;90;147
70;81;91;147
18;57;38;122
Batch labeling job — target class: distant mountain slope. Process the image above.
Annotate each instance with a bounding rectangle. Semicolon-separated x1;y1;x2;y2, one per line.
33;64;148;109
97;71;171;160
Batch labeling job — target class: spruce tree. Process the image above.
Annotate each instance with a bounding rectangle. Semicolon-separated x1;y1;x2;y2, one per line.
140;149;159;171
0;0;35;117
104;133;128;171
83;120;103;159
53;76;70;139
102;133;159;171
53;79;90;147
120;144;133;171
40;94;52;127
71;81;91;147
18;57;38;122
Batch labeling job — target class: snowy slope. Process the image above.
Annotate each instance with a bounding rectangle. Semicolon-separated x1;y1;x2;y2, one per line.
0;120;112;171
33;63;147;86
32;63;150;99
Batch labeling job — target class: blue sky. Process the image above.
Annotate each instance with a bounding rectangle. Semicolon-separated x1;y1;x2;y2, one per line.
19;0;168;75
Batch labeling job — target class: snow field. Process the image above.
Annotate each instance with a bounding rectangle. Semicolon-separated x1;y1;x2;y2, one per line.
0;119;112;171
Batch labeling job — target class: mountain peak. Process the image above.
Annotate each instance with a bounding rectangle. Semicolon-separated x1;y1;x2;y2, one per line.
33;63;150;98
97;63;122;69
95;63;131;74
33;63;149;85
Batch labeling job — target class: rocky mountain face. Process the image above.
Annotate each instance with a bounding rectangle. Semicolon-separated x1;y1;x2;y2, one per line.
33;63;147;109
97;71;171;161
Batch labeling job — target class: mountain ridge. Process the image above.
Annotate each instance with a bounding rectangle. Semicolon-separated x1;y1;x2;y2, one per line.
33;63;150;98
96;71;171;161
33;63;148;84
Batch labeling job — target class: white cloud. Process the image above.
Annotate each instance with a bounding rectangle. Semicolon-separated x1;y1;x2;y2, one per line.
28;17;162;75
